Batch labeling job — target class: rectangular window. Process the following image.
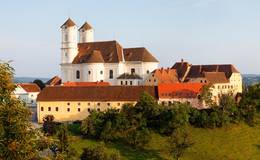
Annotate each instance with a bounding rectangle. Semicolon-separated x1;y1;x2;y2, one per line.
41;107;44;111
56;107;58;112
67;108;70;112
76;70;80;79
78;108;81;112
125;81;128;85
131;68;135;74
121;81;123;85
130;81;133;85
48;107;51;111
109;70;113;79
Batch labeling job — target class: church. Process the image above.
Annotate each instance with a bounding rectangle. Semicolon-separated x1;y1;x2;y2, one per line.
60;18;159;85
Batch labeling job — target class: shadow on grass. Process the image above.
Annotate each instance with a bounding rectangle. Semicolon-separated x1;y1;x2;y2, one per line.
107;142;164;160
255;144;260;150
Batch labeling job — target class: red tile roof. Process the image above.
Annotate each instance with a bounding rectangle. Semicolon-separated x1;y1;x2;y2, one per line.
73;41;123;63
203;72;229;83
158;83;204;98
37;86;158;101
123;47;159;62
61;18;76;28
46;76;62;86
79;22;92;30
63;82;110;86
18;83;41;92
151;68;179;84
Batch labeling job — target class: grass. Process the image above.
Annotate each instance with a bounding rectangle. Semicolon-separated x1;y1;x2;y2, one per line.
70;123;260;160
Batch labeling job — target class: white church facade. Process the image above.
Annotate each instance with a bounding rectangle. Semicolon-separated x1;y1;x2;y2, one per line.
60;18;159;85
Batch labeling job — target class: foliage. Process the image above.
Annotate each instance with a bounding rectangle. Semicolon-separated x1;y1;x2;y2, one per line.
80;143;121;160
199;84;214;106
0;62;39;159
168;127;193;160
43;115;59;136
33;79;46;90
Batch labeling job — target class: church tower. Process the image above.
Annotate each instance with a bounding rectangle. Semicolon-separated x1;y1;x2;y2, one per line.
60;18;78;64
78;22;94;43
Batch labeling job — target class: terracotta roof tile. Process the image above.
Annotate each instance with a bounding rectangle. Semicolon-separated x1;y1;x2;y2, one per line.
18;83;41;92
123;47;159;62
151;68;179;84
203;72;229;83
117;73;142;79
73;41;123;63
46;76;62;86
158;83;204;99
79;22;92;30
37;86;158;101
61;18;76;28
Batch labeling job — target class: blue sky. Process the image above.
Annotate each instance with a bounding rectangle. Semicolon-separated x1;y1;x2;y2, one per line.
0;0;260;77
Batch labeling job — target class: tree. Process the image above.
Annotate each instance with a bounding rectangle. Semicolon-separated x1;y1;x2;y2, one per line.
168;127;193;160
199;85;214;106
125;127;150;148
33;79;46;90
43;115;58;136
80;143;121;160
57;124;69;153
0;62;39;159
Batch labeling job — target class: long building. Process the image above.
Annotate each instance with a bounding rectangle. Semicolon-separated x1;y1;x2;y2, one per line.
36;86;158;123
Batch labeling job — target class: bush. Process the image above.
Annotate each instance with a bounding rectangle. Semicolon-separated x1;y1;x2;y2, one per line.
43;115;60;136
80;143;121;160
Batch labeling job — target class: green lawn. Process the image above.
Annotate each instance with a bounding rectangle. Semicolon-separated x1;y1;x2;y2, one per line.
71;123;260;160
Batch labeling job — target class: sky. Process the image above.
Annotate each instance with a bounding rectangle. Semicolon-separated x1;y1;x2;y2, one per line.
0;0;260;78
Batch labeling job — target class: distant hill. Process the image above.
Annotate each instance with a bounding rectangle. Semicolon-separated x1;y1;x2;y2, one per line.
242;74;260;86
13;75;260;86
14;77;49;83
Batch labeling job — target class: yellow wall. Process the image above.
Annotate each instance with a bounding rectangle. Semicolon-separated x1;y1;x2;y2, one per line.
37;101;135;123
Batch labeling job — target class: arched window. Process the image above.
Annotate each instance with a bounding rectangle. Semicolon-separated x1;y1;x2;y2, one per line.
76;70;80;79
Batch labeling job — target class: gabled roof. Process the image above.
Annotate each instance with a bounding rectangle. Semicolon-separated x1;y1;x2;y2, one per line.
60;18;76;28
77;50;105;63
46;76;62;86
73;41;123;63
171;61;190;80
79;22;92;30
187;64;239;79
117;73;142;79
18;83;41;92
203;72;229;84
151;68;179;84
123;47;159;62
37;86;158;101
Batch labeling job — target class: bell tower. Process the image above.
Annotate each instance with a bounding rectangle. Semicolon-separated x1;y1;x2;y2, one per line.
60;18;78;64
78;22;94;43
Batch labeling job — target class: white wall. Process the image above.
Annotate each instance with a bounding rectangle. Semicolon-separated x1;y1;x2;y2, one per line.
79;29;94;43
61;26;78;64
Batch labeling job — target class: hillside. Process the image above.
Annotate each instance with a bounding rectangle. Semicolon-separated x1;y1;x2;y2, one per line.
70;123;260;160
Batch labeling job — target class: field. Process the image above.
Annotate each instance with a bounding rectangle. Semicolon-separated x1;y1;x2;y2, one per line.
70;123;260;160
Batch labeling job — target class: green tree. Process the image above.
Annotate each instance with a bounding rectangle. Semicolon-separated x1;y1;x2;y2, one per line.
43;115;58;136
33;79;46;90
0;62;39;159
168;127;193;160
199;85;214;106
80;143;121;160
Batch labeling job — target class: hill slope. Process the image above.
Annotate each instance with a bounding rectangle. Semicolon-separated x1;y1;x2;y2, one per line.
71;123;260;160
